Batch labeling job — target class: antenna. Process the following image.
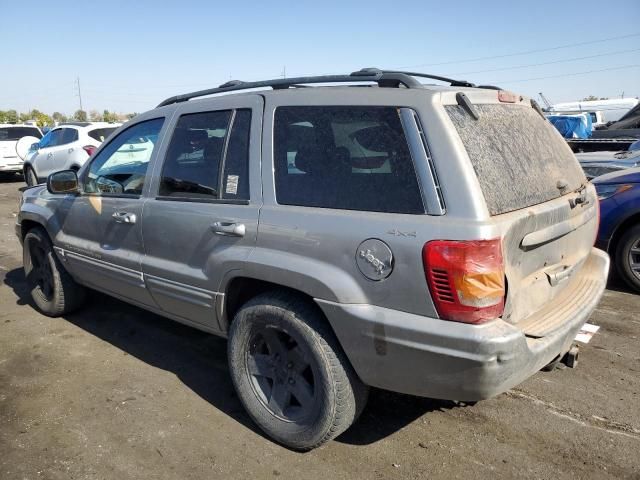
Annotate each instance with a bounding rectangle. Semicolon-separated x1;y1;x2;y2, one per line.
75;76;83;111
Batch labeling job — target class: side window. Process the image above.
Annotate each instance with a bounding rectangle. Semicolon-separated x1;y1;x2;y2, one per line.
60;128;78;145
159;110;231;199
222;109;251;200
40;129;63;148
84;118;164;196
159;108;252;201
273;106;424;214
37;130;54;148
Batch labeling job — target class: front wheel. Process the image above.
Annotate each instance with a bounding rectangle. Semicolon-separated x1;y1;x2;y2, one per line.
24;165;38;186
23;227;86;316
616;224;640;292
227;291;368;450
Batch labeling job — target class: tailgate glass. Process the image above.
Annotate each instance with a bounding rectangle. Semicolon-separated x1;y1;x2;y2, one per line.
446;104;586;215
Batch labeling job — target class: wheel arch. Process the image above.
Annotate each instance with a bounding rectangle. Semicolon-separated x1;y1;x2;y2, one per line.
220;276;322;334
20;218;46;240
608;211;640;256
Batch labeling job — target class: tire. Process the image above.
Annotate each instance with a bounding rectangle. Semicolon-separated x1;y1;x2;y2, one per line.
23;227;86;316
228;291;368;450
24;165;38;186
615;224;640;293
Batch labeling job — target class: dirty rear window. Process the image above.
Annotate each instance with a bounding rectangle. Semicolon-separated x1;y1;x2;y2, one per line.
446;104;585;215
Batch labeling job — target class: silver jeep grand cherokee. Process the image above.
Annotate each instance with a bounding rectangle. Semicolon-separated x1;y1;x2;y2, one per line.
16;69;609;450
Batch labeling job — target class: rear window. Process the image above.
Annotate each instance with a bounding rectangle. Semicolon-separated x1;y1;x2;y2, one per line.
88;127;117;142
0;127;42;141
446;104;586;215
274;106;424;214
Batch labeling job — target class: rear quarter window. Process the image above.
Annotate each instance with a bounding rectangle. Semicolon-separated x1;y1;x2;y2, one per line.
88;127;117;142
0;127;42;140
274;106;424;214
446;104;586;215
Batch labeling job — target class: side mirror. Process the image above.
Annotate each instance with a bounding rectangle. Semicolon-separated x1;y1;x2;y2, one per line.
31;142;40;151
47;170;80;194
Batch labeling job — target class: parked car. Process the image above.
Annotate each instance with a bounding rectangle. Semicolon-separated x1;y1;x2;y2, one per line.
577;142;640;179
16;69;609;450
0;124;42;178
23;122;120;185
593;167;640;292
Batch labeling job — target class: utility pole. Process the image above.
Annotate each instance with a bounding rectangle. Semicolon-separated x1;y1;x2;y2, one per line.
75;76;83;111
281;66;286;78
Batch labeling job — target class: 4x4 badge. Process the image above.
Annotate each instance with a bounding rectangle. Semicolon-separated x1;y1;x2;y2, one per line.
387;229;416;237
355;239;394;281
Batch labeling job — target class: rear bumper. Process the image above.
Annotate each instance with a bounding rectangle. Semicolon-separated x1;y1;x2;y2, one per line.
318;248;609;401
0;159;23;172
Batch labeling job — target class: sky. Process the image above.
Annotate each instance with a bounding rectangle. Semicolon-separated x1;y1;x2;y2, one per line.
2;0;639;116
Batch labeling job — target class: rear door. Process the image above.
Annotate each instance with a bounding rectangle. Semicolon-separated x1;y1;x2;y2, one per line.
441;92;597;331
141;95;262;332
46;127;80;173
32;128;64;178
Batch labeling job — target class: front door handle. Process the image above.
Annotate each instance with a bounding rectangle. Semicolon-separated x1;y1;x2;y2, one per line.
211;222;245;237
112;212;137;224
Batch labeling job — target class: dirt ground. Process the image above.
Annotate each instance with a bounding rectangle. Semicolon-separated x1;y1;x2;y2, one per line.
0;175;638;480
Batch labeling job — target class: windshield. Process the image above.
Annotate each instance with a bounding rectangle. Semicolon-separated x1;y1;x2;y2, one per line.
0;127;42;141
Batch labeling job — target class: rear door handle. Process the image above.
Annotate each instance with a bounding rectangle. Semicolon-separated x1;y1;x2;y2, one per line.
112;212;137;224
210;222;245;237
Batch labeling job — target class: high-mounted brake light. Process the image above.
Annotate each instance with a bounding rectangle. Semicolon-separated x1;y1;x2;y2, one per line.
498;90;518;103
83;145;97;157
423;239;505;324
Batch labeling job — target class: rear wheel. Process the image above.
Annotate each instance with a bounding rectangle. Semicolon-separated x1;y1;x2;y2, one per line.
227;291;368;450
615;224;640;292
23;227;86;316
24;165;38;186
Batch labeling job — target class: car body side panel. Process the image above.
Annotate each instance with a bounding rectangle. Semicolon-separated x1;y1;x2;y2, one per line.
141;95;263;332
596;186;640;251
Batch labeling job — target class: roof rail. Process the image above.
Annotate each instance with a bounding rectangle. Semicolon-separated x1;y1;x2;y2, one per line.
156;68;487;107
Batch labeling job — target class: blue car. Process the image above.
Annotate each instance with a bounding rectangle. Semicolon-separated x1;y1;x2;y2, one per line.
593;167;640;292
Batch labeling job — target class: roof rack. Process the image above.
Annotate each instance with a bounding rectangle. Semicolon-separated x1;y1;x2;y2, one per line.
157;68;484;107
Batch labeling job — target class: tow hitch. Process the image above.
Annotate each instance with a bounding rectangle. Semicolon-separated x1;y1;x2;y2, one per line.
542;344;580;371
561;344;580;368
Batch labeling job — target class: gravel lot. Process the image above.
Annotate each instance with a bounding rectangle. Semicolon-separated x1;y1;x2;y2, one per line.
0;176;639;480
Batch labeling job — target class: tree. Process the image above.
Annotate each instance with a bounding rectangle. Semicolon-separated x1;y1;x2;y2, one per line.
51;112;68;123
89;109;102;122
582;95;608;101
126;112;138;120
19;112;31;122
103;110;119;123
28;109;53;128
0;110;18;123
73;110;88;121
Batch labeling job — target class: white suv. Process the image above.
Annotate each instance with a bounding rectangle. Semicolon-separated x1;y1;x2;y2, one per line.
0;124;43;178
23;122;120;185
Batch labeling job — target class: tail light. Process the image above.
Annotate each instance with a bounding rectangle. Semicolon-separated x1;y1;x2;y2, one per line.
83;145;97;157
423;239;505;324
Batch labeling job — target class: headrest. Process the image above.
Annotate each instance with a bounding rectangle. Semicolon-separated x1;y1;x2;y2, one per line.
204;135;225;160
295;146;351;175
350;125;400;152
